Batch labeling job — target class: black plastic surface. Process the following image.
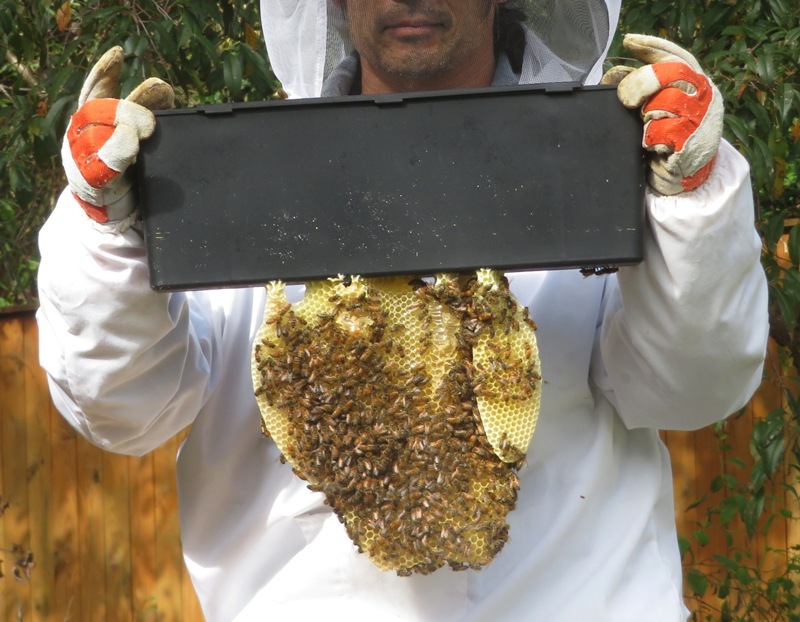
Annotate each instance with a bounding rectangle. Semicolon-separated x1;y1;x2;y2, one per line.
136;84;646;291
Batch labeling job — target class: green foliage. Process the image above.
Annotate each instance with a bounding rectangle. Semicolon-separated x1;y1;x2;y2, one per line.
0;0;280;307
613;2;800;619
679;404;800;621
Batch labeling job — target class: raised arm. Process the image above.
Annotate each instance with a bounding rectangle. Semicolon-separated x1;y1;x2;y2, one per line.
593;35;769;430
38;48;219;455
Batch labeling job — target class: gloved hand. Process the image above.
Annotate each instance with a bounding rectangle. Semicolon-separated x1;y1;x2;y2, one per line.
602;34;724;196
62;46;174;223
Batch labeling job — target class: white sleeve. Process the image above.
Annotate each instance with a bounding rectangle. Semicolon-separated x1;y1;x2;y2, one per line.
37;189;220;456
592;140;769;431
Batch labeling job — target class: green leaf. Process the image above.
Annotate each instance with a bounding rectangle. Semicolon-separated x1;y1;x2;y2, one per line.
713;553;739;574
724;113;753;149
41;95;75;140
788;226;800;268
745;93;776;136
767;0;789;20
223;53;244;100
760;212;785;249
700;5;733;32
727;456;746;469
722;473;738;490
742;493;765;538
678;535;691;558
687;568;708;596
774;84;799;127
755;49;776;84
178;25;193;48
694;529;710;546
771;280;800;335
685;494;707;511
153;20;178;59
719;494;744;525
717;577;730;599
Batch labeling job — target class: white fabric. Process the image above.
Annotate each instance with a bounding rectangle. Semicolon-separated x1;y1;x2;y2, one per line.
37;1;768;620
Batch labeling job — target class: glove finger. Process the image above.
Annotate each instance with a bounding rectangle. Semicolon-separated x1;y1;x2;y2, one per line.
617;62;707;109
126;77;175;111
622;34;702;73
96;123;144;174
600;65;634;86
68;97;155;144
78;46;124;107
67;99;153;187
642;87;696;120
68;98;120;137
616;64;663;109
647;157;684;196
70;124;118;186
115;99;157;139
68;124;141;187
62;129;137;223
643;116;694;154
648;154;715;196
64;124;139;196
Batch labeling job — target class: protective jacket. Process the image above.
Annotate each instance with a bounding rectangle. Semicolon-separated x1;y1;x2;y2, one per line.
38;0;768;620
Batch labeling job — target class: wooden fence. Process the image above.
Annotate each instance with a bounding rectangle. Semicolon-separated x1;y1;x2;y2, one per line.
1;309;797;621
1;310;203;621
664;339;799;617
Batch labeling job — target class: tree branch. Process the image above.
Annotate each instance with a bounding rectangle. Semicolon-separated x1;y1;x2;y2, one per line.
5;50;38;87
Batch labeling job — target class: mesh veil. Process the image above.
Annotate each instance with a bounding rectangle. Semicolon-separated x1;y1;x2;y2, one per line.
260;0;620;98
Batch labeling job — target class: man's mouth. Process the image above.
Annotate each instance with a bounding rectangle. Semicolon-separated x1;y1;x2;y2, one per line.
385;20;444;37
381;9;449;39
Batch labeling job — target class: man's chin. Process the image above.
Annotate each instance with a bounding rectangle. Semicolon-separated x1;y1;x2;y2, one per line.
379;50;451;79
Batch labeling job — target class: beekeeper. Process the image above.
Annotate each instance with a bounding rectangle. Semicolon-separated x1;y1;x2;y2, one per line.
38;0;768;620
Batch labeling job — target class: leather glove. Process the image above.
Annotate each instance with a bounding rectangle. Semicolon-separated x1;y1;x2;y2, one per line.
602;34;724;196
62;46;174;223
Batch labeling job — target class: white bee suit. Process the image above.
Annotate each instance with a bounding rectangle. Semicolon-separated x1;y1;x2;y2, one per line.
37;0;768;620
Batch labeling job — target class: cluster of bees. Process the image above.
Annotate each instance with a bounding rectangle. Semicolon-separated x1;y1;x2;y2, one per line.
252;270;541;574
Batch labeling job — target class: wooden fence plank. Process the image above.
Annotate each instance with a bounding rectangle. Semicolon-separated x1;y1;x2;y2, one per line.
0;318;8;614
663;429;698;542
130;452;158;619
723;405;757;556
23;317;52;621
182;559;206;622
0;316;9;616
693;423;728;557
102;450;133;621
49;399;81;621
154;434;188;620
76;434;107;620
751;348;789;580
1;314;33;620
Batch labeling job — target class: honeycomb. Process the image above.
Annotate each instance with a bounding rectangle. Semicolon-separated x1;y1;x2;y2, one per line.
251;271;541;575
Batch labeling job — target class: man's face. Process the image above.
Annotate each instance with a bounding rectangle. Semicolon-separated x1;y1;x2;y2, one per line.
339;0;500;93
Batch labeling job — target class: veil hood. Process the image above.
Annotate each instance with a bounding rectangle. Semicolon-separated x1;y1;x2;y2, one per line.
260;0;622;98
